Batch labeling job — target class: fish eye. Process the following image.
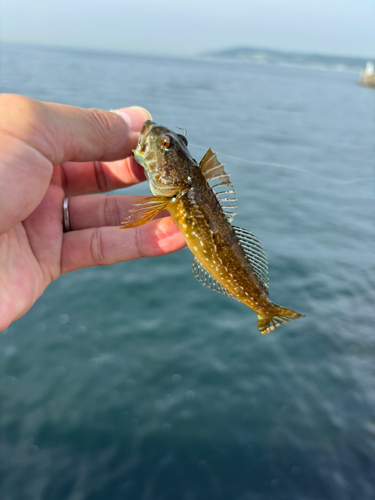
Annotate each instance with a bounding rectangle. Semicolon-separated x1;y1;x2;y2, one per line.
159;135;171;149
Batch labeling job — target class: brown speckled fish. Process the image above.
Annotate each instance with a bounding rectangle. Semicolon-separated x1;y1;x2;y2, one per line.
121;121;304;334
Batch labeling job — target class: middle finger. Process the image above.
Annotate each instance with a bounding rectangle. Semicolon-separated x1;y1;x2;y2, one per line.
69;194;157;230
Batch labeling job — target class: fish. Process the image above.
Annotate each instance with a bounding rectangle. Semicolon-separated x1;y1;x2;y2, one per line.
121;120;305;334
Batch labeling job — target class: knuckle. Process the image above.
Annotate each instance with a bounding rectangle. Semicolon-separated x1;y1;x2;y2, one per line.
104;196;121;226
85;108;126;160
87;109;114;144
93;161;108;192
135;226;145;259
113;197;122;226
90;228;107;266
89;108;113;131
103;196;112;226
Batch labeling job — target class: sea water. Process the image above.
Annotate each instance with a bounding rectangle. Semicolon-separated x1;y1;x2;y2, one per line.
0;43;374;500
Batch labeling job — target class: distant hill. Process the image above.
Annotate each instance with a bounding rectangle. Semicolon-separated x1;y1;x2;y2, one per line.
204;47;370;73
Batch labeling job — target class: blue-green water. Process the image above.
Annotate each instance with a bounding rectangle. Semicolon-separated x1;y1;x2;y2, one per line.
1;43;375;500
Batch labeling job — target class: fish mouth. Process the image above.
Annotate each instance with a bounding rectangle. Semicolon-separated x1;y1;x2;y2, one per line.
132;120;156;165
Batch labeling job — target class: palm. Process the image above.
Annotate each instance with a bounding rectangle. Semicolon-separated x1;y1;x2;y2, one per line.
0;176;65;321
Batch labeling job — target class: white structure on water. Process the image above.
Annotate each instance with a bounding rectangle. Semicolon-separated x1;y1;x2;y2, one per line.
359;62;375;87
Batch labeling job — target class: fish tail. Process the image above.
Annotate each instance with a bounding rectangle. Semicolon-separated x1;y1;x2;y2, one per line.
257;305;305;334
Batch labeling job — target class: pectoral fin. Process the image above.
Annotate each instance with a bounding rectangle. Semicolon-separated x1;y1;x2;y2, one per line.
120;196;171;229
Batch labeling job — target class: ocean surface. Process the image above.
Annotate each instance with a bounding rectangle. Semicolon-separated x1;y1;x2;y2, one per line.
0;43;374;500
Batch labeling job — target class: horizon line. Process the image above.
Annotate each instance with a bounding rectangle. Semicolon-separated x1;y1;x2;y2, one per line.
1;40;373;63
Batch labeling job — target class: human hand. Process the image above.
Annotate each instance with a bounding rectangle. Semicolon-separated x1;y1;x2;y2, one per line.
0;94;185;331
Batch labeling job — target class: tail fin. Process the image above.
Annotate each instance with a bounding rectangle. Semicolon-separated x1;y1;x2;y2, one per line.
257;306;305;334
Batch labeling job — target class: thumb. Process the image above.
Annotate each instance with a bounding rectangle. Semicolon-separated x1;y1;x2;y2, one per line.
0;94;152;165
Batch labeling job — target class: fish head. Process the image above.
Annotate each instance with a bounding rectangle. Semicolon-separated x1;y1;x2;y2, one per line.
133;120;195;197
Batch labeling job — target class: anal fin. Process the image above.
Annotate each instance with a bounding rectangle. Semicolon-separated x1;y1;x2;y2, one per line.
192;257;241;302
120;196;171;229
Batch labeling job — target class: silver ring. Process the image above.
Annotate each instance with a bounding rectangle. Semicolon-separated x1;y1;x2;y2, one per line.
62;196;71;232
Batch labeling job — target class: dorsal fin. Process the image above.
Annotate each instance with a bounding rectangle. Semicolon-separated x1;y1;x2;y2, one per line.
200;148;222;175
199;148;237;223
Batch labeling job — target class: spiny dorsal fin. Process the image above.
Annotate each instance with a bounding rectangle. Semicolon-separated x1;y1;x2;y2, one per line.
199;148;237;223
192;257;241;302
232;226;269;290
199;148;223;176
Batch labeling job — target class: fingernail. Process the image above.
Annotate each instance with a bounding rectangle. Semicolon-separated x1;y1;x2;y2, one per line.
112;106;152;132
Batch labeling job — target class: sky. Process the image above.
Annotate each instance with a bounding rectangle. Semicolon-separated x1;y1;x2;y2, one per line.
1;0;374;59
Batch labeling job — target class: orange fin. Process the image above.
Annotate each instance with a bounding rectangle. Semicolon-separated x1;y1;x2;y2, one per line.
120;196;171;229
257;306;305;334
